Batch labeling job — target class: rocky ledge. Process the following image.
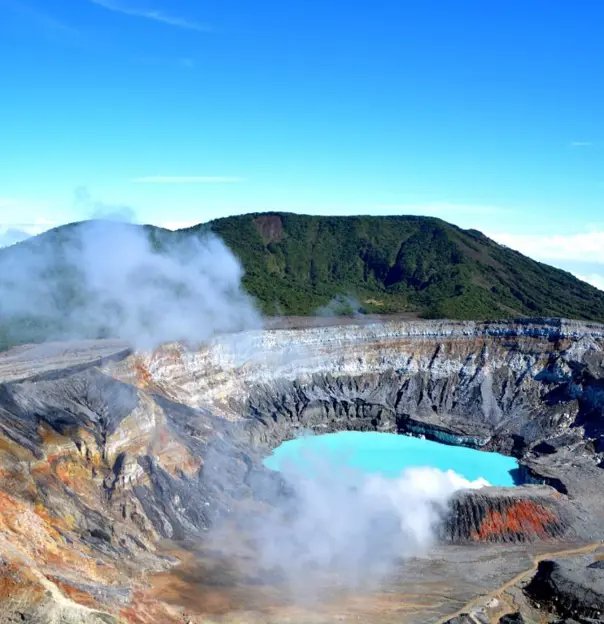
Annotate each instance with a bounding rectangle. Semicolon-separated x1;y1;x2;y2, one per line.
0;317;603;623
524;556;604;622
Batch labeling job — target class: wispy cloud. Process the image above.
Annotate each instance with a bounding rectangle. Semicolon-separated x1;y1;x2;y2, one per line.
0;229;29;248
575;273;604;291
161;219;202;231
570;141;593;148
133;176;245;184
87;0;210;32
180;57;195;68
491;230;604;264
0;218;59;247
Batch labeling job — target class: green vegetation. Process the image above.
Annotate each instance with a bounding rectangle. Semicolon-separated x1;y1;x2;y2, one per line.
2;212;604;351
200;212;604;321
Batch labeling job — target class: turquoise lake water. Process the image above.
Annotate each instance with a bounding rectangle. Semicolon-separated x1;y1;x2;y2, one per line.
263;431;518;486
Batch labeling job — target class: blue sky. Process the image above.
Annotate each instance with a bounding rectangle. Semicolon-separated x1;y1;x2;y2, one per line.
1;0;603;287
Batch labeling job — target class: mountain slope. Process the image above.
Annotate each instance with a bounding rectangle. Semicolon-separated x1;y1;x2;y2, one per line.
1;212;604;350
201;212;604;320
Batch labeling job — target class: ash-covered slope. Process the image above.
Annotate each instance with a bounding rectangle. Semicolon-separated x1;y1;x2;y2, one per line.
0;319;604;622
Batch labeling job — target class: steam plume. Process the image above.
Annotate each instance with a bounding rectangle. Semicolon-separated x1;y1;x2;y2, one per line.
209;439;489;602
0;213;261;350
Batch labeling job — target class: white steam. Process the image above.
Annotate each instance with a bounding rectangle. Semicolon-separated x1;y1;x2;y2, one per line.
245;452;489;598
316;294;364;317
0;218;262;350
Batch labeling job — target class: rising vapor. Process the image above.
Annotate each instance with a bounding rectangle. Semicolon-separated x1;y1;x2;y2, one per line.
207;440;488;602
0;218;262;350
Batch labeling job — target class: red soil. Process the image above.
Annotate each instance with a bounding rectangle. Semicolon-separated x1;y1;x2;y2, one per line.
472;500;557;541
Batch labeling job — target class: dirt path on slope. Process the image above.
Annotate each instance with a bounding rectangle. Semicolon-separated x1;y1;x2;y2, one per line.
436;542;604;624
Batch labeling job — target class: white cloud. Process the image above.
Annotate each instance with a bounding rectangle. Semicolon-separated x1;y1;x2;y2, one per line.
87;0;210;32
160;220;202;231
0;229;30;248
575;273;604;291
0;198;61;241
0;219;59;248
133;176;245;184
491;231;604;264
570;141;593;147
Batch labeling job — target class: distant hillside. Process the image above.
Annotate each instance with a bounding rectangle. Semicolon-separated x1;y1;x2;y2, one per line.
1;212;604;350
199;212;604;320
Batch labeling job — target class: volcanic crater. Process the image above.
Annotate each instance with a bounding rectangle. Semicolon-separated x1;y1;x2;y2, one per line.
1;318;604;623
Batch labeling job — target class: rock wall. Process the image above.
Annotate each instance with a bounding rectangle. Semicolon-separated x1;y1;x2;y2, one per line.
524;557;604;621
115;319;604;470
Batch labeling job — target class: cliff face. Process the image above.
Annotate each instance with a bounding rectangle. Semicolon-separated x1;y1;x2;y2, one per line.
0;319;603;622
117;319;604;463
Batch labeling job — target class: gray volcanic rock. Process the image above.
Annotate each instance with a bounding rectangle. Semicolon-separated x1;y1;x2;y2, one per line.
216;320;604;461
587;560;604;570
0;339;132;383
499;614;525;624
524;557;604;622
